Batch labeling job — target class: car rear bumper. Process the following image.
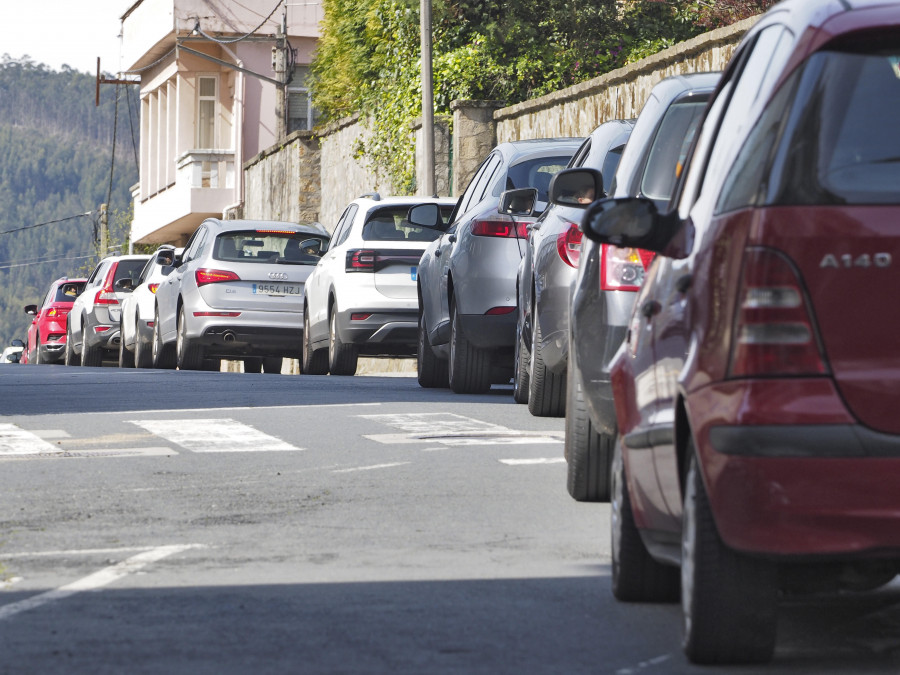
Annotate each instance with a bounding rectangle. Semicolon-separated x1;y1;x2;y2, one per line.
336;307;418;354
188;309;303;357
458;311;516;350
690;378;900;558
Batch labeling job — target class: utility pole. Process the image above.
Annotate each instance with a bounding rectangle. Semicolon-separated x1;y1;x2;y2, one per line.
420;0;435;196
274;9;288;139
99;204;109;254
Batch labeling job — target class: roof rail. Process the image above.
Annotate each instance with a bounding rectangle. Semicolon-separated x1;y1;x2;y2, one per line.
360;192;381;201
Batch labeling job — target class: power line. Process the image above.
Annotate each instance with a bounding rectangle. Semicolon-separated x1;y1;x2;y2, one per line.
193;0;283;44
0;253;96;271
0;212;92;236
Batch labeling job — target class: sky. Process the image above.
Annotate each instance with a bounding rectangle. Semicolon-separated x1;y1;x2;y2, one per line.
0;0;134;75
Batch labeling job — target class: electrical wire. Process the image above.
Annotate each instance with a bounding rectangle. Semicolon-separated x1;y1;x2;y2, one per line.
0;252;97;271
121;48;176;75
0;213;92;236
193;0;283;44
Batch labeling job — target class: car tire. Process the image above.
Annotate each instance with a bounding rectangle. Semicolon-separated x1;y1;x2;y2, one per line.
35;337;50;365
118;322;135;368
611;437;680;603
263;357;283;374
513;321;530;404
448;298;491;394
152;308;176;369
134;323;152;369
302;310;329;375
681;449;777;665
176;306;203;370
565;362;613;502
81;318;104;367
417;311;448;388
527;314;566;417
64;323;80;367
328;309;358;376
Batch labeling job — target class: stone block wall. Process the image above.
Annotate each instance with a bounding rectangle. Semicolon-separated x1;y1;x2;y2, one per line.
412;115;452;197
450;100;504;197
243;129;321;224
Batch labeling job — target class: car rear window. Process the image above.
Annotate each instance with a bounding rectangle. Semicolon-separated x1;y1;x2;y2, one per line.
213;230;329;264
500;156;572;203
721;42;900;210
361;205;454;242
113;260;148;287
54;282;85;302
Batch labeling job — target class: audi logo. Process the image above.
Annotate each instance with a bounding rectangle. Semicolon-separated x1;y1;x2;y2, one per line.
268;272;288;280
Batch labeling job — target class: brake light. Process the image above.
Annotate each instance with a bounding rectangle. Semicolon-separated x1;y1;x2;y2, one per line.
196;269;241;286
346;250;376;272
556;222;583;268
485;306;516;315
600;245;654;291
351;313;372;321
47;308;59;317
94;263;119;305
255;229;296;234
471;219;529;238
148;283;160;294
729;247;827;378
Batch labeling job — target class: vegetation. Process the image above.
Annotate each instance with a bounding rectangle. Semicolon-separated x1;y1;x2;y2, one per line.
310;0;774;191
0;57;138;348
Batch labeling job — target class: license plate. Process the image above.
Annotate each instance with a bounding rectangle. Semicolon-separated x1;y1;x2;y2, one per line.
410;266;417;281
252;283;301;296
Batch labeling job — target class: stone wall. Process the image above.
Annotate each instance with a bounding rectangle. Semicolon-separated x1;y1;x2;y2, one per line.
243;129;321;223
412;115;452;197
494;18;755;142
450;100;504;196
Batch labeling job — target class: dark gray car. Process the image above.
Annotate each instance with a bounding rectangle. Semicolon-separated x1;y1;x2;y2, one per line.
559;72;719;501
515;120;635;416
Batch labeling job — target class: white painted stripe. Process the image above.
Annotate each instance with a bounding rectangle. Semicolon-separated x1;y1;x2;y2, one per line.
360;414;563;446
332;462;411;474
61;447;177;458
80;402;382;416
0;544;203;621
0;424;63;456
500;457;566;465
129;419;300;453
31;430;71;440
360;412;506;435
0;546;161;560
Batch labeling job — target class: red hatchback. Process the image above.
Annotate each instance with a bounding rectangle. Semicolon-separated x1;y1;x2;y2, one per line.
24;277;87;364
563;0;900;665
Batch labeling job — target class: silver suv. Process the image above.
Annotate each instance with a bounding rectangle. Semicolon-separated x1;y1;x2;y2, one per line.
152;218;330;372
65;254;151;366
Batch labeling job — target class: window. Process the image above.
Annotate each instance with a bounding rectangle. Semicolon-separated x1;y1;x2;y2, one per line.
288;66;318;132
361;205;454;242
640;100;708;205
501;155;572;203
197;76;217;148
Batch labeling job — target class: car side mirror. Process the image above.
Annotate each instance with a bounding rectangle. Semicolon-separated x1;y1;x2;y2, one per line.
499;188;538;217
24;304;37;315
115;278;134;292
156;250;175;266
11;339;24;348
582;196;685;256
298;238;323;256
549;168;605;208
407;203;443;229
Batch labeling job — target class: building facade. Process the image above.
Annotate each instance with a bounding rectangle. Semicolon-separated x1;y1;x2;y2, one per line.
121;0;321;245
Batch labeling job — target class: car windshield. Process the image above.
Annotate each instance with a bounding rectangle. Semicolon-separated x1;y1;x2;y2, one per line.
213;230;330;264
361;205;454;242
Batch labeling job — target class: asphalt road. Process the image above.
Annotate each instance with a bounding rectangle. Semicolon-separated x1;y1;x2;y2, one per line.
1;365;900;674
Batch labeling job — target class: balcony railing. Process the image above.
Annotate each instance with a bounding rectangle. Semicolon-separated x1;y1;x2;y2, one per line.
176;150;235;189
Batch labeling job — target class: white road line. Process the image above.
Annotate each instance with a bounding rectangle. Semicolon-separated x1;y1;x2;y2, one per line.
0;424;64;456
360;413;563;446
0;546;164;560
129;419;300;453
31;430;71;440
360;412;505;435
80;402;382;416
332;462;411;473
499;458;566;465
0;544;203;621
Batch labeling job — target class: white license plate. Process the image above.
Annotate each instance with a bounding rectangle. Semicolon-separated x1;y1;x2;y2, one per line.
252;283;301;296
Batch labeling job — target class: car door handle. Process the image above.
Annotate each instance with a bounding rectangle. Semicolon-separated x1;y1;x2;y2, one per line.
641;300;662;318
448;234;457;243
434;248;441;257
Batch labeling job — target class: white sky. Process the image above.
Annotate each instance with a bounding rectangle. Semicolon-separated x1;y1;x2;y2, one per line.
0;0;134;75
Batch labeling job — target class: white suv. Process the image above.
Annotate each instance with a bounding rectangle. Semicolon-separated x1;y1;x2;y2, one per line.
302;194;455;375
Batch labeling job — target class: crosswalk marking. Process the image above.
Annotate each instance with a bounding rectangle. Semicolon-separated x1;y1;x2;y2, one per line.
359;413;563;446
0;424;63;456
128;419;301;453
499;458;566;465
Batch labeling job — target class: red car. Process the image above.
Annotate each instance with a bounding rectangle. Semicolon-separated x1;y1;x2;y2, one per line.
24;277;87;364
562;0;900;665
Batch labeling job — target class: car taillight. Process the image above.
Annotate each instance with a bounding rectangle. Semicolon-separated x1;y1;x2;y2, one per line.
346;250;376;272
47;308;60;317
729;247;828;378
148;283;160;294
196;269;241;286
471;219;529;238
95;263;119;305
556;222;582;268
600;245;654;291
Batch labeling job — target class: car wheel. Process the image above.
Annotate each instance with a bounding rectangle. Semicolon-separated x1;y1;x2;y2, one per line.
610;437;680;603
35;336;50;365
417;311;448;388
328;309;358;376
244;358;263;373
681;448;777;664
64;323;80;366
152;308;176;369
565;362;613;502
302;309;329;375
81;317;104;367
448;297;491;394
176;306;203;370
262;357;283;374
134;322;152;369
513;320;530;404
527;312;566;417
118;321;135;368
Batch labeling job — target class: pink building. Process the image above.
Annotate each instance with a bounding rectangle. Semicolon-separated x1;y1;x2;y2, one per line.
121;0;321;244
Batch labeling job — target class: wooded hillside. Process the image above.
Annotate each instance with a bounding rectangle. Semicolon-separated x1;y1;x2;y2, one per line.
0;57;138;349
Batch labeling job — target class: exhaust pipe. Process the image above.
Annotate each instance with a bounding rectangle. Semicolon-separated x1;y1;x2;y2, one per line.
223;331;236;343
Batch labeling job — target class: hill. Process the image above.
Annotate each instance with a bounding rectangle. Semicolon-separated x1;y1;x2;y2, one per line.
0;57;139;349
